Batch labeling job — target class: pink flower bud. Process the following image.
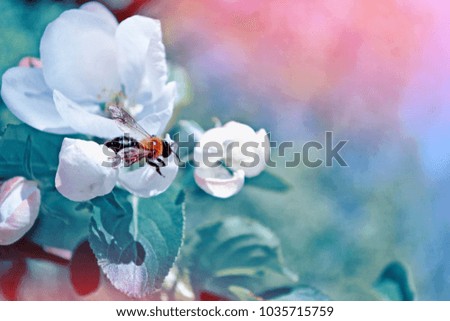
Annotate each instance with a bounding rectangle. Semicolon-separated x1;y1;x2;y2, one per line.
18;57;43;68
0;177;41;245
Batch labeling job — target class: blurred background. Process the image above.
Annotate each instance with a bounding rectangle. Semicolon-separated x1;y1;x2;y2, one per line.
0;0;449;300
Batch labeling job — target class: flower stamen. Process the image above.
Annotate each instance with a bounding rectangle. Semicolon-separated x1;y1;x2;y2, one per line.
104;91;143;118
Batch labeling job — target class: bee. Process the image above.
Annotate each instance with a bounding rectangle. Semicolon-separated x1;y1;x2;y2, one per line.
105;105;179;177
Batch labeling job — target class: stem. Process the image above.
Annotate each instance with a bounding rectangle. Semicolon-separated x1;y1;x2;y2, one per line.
131;195;139;240
0;239;69;266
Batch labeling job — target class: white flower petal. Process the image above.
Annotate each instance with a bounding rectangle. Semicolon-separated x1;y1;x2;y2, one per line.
53;90;122;138
222;121;258;143
194;166;245;199
116;16;167;100
141;24;169;103
0;177;40;245
221;122;269;177
257;128;270;161
40;8;120;102
194;127;228;165
198;126;228;146
194;127;234;166
228;147;266;178
137;82;176;136
1;67;74;134
80;1;118;28
195;121;269;180
235;128;269;178
118;153;178;198
198;127;228;149
137;82;176;116
55;138;118;201
256;129;270;155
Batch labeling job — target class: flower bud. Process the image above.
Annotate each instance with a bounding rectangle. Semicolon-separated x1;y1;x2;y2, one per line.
18;57;42;68
194;166;245;199
0;177;41;245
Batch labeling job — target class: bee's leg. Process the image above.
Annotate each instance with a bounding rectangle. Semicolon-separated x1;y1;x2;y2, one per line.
110;154;122;168
170;142;181;162
156;158;166;167
147;159;165;177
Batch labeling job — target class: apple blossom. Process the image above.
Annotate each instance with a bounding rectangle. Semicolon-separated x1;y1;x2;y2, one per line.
55;137;178;201
0;2;179;201
0;177;41;245
55;138;118;202
1;1;175;138
194;121;269;198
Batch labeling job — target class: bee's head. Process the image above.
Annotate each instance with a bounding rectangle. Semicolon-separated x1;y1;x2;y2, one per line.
162;140;171;158
162;140;180;162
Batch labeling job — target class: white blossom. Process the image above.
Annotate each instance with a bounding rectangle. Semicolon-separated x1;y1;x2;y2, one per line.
55;137;178;201
0;177;41;245
55;138;118;201
0;2;179;201
1;2;175;138
194;121;269;198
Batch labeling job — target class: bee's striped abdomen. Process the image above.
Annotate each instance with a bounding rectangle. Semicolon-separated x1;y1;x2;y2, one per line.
105;136;140;154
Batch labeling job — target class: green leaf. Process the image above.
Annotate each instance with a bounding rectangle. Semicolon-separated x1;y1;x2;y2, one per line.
269;285;330;301
373;261;415;301
28;189;92;251
246;170;291;192
181;216;298;300
0;124;64;183
0;124;86;187
89;187;185;298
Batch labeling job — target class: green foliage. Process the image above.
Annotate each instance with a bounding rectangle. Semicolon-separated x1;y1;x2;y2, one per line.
246;170;291;192
180;216;298;300
374;262;415;301
0;124;62;182
89;187;185;298
28;190;92;250
0;124;91;250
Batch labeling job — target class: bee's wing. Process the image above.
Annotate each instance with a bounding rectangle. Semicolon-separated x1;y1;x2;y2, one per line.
117;147;151;167
108;105;152;141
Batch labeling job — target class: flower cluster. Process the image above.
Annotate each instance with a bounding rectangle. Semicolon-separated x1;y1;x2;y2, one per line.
0;1;285;302
0;2;269;242
2;2;178;202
